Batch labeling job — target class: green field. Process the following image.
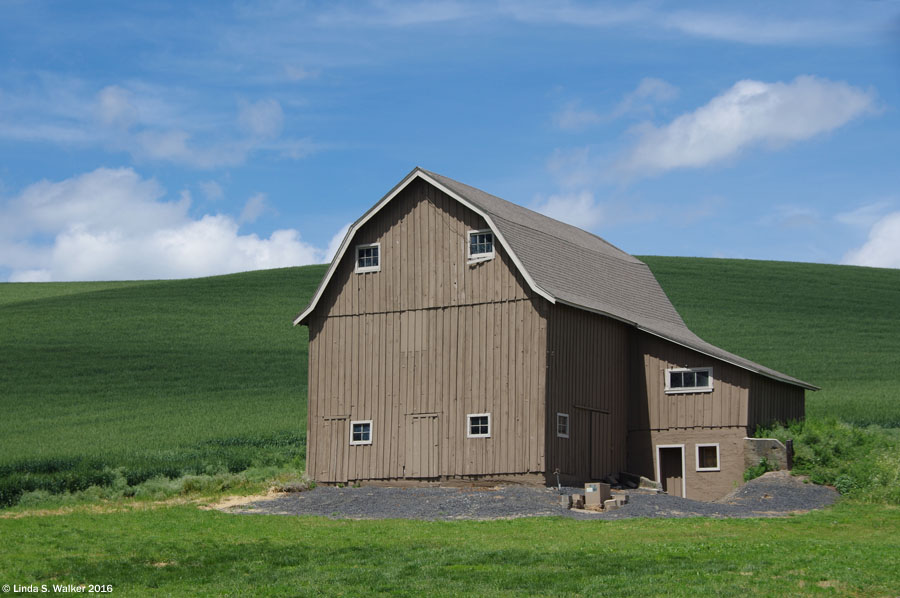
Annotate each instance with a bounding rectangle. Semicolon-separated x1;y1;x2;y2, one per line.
2;258;900;596
641;257;900;426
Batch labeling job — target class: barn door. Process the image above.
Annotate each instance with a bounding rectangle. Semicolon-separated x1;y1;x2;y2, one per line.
317;416;348;483
405;414;440;478
657;445;685;498
590;411;611;479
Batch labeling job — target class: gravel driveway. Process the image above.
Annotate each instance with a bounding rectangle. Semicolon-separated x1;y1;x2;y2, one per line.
226;471;838;520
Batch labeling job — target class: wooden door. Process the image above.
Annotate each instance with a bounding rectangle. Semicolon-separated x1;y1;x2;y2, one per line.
405;414;440;478
590;411;611;479
657;446;684;497
317;417;348;483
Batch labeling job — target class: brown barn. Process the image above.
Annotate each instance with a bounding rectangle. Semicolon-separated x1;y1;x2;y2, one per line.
294;167;816;500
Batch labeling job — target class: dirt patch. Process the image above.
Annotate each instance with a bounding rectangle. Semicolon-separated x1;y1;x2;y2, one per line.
201;489;283;511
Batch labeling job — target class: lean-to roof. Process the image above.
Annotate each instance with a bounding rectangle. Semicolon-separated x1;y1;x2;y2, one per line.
296;167;817;391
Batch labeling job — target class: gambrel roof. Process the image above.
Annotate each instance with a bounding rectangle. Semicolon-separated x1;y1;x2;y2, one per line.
296;167;818;391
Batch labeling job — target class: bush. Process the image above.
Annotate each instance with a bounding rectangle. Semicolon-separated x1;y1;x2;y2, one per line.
757;418;900;504
744;457;777;482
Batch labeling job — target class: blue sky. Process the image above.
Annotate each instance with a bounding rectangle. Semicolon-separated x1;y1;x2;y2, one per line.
2;1;899;282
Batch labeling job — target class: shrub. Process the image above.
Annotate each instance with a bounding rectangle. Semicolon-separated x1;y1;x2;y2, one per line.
744;457;777;482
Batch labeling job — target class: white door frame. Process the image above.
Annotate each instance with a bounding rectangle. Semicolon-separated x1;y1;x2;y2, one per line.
655;444;686;498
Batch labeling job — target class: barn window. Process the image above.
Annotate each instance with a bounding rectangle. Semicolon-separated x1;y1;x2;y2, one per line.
350;420;373;445
468;230;494;262
556;413;569;438
696;443;720;471
355;243;381;273
665;367;713;394
467;413;491;438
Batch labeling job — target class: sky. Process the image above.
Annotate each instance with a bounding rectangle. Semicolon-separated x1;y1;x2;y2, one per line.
1;0;900;282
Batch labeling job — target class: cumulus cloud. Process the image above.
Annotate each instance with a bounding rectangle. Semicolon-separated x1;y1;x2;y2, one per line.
841;212;900;269
238;99;285;139
617;76;876;176
1;168;332;282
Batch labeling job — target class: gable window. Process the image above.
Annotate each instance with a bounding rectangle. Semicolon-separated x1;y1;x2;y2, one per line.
355;243;381;273
467;413;491;438
556;413;570;438
696;443;720;471
665;367;713;394
350;420;373;445
468;230;494;262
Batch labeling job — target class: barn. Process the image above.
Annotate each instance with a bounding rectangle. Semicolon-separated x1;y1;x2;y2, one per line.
294;167;816;500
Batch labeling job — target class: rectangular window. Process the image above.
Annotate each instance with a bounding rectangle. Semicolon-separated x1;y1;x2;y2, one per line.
696;443;720;471
467;413;491;438
665;367;713;394
556;413;569;438
468;229;494;262
350;420;373;445
355;243;381;273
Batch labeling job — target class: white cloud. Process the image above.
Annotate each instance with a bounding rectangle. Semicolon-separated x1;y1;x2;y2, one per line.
325;222;352;262
199;180;225;201
835;200;893;228
553;101;603;132
0;78;312;169
841;212;900;269
284;65;319;81
239;193;269;224
554;78;678;132
531;191;605;229
238;98;285;139
1;168;333;281
618;76;876;176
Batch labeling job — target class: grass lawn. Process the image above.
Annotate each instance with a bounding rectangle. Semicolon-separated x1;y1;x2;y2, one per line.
1;502;897;597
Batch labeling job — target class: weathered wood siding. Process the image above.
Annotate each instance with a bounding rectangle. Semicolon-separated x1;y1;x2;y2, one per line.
747;376;805;431
306;179;547;482
317;178;532;316
629;332;751;431
545;305;629;482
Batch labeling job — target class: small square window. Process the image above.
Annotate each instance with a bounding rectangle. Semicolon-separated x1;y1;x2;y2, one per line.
467;413;491;438
350;420;372;445
468;230;494;262
355;243;381;273
696;444;720;471
556;413;569;438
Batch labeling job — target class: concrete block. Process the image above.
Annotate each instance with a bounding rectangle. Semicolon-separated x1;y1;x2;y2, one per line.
572;494;584;509
603;499;618;511
559;494;572;509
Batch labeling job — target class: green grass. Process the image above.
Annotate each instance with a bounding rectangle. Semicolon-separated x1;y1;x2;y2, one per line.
640;257;900;427
3;258;900;596
2;503;898;596
0;266;326;505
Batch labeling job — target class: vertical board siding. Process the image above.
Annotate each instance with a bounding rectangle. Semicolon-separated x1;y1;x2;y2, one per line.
747;376;805;431
305;180;547;482
545;304;629;482
631;332;751;431
318;179;532;316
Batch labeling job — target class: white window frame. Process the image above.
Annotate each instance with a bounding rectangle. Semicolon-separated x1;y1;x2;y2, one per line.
695;443;721;472
349;420;373;445
355;243;381;273
467;413;491;438
556;412;570;438
665;366;714;394
655;444;686;498
467;229;495;263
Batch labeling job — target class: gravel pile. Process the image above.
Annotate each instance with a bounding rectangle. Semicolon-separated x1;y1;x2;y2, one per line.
229;471;838;521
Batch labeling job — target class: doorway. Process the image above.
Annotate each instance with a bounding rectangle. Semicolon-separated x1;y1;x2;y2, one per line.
656;444;685;498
